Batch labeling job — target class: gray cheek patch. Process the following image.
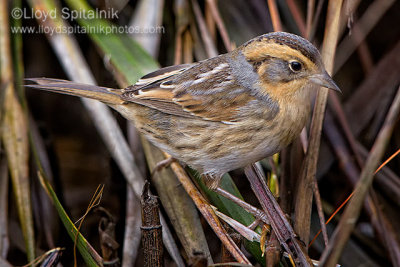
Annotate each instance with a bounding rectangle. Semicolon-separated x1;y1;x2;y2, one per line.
263;59;291;83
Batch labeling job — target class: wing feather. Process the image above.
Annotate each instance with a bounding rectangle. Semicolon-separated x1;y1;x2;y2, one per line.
122;56;255;123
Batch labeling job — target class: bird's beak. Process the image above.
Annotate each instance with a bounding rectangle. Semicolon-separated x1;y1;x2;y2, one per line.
310;71;341;92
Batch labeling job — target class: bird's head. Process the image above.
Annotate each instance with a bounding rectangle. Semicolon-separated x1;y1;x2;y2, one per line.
239;32;340;101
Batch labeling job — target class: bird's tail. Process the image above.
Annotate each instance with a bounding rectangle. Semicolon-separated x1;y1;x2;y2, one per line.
25;78;125;105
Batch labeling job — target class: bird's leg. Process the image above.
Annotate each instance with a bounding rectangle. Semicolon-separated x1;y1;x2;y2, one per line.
151;156;176;178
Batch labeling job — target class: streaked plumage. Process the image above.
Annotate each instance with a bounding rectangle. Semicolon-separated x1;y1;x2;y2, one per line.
27;32;340;188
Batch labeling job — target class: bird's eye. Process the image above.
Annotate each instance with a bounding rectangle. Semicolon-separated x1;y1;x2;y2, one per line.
289;61;302;72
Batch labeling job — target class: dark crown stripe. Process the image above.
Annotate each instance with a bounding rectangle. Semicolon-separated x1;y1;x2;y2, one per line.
245;32;320;63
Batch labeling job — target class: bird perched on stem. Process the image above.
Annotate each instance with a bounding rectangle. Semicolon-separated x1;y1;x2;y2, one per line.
27;32;340;189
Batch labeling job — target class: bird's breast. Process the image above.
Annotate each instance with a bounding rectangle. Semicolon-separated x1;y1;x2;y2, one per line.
275;90;311;147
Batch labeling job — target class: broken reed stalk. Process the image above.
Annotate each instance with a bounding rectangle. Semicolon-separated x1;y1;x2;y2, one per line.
141;182;163;267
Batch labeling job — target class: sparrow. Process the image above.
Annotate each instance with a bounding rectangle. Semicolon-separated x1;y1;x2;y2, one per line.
27;31;340;189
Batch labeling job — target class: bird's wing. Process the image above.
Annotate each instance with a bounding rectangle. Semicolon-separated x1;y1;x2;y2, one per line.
122;57;255;123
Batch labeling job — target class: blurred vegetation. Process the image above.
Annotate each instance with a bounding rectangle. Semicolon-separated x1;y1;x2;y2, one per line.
0;0;399;266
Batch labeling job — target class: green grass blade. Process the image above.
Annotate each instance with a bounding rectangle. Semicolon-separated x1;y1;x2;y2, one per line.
37;172;102;266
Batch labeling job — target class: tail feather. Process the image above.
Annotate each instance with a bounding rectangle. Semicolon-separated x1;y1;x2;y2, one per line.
25;78;125;105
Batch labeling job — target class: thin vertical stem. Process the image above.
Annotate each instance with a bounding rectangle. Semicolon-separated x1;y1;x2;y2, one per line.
320;86;400;266
267;0;282;31
294;0;343;245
